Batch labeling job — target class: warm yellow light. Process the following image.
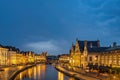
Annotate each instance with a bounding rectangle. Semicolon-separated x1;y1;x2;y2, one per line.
58;72;63;80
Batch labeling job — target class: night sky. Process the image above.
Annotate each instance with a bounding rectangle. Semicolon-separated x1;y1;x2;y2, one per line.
0;0;120;55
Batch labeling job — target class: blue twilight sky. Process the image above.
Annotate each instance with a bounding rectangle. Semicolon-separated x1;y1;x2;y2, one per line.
0;0;120;55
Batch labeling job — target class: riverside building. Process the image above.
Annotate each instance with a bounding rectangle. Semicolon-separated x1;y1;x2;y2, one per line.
69;38;120;68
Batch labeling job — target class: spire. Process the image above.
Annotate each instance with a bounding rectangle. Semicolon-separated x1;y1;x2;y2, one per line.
76;38;78;42
97;40;100;47
72;42;74;47
83;41;87;56
84;44;87;51
71;42;75;53
84;40;87;47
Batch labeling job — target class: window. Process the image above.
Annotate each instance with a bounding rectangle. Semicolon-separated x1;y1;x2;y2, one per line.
89;57;92;61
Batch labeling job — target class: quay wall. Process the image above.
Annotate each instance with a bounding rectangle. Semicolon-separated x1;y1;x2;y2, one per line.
9;64;36;80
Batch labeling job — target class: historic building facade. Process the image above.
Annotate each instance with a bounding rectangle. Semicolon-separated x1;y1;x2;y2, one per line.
69;38;109;68
0;44;48;66
8;50;17;65
0;47;8;66
99;46;120;67
59;54;70;63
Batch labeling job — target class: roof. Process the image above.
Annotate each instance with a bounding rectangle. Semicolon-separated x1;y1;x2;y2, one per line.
3;46;20;52
77;40;109;53
106;47;120;51
87;47;109;53
78;40;99;48
78;40;99;52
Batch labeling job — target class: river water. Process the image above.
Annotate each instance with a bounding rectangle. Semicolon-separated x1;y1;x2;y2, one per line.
14;64;76;80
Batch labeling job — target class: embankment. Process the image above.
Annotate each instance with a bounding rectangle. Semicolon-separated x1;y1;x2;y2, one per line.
55;65;100;80
9;64;36;80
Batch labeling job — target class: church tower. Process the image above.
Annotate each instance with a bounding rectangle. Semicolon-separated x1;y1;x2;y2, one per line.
83;40;88;67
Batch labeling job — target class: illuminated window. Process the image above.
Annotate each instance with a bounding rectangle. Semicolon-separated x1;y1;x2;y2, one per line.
118;55;120;65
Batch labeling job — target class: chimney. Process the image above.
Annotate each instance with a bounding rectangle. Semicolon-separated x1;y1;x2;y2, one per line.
113;42;117;47
90;43;92;48
97;40;100;47
84;40;87;47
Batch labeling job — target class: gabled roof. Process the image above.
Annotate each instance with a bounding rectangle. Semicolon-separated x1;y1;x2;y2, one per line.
106;47;120;51
77;40;109;53
78;40;99;52
87;47;109;53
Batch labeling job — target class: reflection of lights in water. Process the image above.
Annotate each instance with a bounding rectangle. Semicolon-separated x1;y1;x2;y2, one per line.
41;64;46;77
58;71;75;80
37;65;41;79
20;73;22;80
58;72;63;80
34;66;36;79
28;68;32;78
69;77;75;80
14;64;75;80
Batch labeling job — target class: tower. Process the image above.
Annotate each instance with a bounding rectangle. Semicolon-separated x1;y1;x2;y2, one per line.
83;40;88;67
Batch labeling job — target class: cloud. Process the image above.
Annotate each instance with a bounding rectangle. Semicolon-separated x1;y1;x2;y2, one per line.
97;17;117;26
24;40;60;54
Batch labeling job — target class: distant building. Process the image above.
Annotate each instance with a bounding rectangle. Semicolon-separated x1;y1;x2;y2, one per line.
34;53;46;63
0;44;48;66
41;52;48;56
46;55;58;64
25;51;35;63
46;55;57;60
58;54;70;63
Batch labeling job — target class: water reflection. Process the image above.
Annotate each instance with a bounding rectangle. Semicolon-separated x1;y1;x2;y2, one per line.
58;72;63;80
0;66;24;80
15;64;75;80
58;72;75;80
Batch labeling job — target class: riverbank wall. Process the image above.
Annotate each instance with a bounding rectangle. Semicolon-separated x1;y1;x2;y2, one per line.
55;65;102;80
9;64;36;80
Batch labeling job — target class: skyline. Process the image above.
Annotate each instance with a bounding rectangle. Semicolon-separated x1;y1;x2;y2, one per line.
0;0;120;54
